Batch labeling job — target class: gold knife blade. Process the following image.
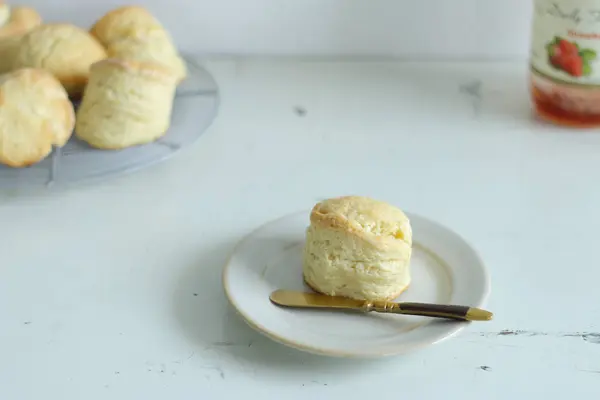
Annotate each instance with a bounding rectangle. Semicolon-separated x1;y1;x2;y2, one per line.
270;289;365;309
270;290;493;321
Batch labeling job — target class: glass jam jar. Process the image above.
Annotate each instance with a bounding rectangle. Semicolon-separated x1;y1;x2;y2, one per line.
530;0;600;127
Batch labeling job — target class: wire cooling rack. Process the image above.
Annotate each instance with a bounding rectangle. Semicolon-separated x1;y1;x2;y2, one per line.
0;56;220;189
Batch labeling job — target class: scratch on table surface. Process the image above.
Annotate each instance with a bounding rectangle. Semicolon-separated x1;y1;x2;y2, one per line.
459;80;482;95
211;341;235;347
207;341;253;350
578;369;600;374
563;332;600;344
459;79;483;116
495;330;548;336
294;106;307;117
282;242;298;251
475;330;600;343
479;366;492;372
261;264;269;278
201;366;226;380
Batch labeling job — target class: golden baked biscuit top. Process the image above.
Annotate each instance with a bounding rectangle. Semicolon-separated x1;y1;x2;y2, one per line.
0;68;72;103
0;5;42;39
90;6;165;45
16;24;106;70
310;196;412;244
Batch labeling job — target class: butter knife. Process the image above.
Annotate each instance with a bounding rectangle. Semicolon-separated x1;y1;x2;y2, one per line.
270;290;493;321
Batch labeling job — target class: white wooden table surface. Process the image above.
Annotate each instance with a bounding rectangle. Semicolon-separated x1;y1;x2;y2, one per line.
1;58;599;399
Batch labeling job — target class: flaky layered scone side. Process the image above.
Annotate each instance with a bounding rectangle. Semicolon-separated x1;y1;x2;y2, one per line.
303;196;413;301
75;59;178;149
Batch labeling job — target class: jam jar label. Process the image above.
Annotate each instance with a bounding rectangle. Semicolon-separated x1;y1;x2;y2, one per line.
531;0;600;85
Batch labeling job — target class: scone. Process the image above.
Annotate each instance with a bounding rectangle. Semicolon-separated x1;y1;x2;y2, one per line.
0;68;75;167
0;4;42;39
12;24;107;97
75;59;178;149
302;196;413;301
90;6;186;81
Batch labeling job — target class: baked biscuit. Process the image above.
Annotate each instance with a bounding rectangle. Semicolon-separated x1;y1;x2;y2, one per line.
75;59;178;149
90;6;186;81
0;68;75;167
0;4;42;39
303;196;413;301
12;24;107;97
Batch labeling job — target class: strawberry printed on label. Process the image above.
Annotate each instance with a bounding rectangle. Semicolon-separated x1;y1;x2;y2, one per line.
558;39;578;56
562;55;584;77
544;37;594;78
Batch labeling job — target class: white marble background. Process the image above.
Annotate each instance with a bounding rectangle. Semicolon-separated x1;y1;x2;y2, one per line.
14;0;532;58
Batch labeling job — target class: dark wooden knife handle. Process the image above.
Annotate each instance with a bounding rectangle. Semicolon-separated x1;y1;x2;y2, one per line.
398;302;471;320
367;301;492;321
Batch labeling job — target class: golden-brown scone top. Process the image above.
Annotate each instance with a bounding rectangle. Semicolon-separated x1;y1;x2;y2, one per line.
75;58;178;150
310;196;413;248
90;6;186;81
90;6;165;46
0;68;75;167
106;33;187;82
12;24;107;97
0;3;42;39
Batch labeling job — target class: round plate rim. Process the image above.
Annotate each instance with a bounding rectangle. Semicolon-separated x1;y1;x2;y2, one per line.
222;210;491;358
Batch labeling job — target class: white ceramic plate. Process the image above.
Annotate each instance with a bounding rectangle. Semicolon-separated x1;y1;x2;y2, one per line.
223;210;490;357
